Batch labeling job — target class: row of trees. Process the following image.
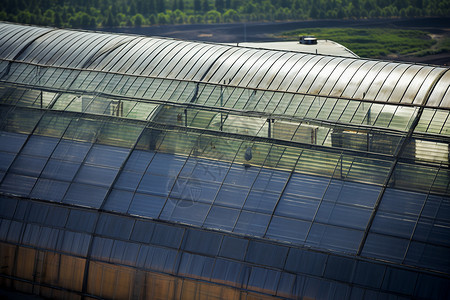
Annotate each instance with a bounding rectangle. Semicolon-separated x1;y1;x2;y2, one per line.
1;0;449;28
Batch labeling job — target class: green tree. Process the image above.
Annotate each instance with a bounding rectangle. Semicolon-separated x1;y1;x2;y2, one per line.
216;0;225;11
133;13;144;26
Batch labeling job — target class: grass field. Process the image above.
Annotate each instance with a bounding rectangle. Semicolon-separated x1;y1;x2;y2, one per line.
279;27;450;59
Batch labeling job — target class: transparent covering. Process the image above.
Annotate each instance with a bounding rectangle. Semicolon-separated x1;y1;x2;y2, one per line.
0;22;449;300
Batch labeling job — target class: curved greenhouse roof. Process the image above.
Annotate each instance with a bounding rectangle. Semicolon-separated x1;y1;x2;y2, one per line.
0;22;449;300
0;22;449;108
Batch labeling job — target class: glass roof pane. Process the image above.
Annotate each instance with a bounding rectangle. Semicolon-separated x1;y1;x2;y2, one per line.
426;70;450;108
344;61;383;100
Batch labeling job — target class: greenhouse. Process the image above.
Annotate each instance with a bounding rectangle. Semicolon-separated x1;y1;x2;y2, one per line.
0;22;449;299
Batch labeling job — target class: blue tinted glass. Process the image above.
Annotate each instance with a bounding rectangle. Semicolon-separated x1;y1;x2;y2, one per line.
211;258;244;284
160;199;209;226
266;216;310;244
151;223;184;248
0;196;18;218
96;214;134;239
413;273;450;300
422;195;450;222
0;173;36;196
180;157;229;183
353;261;386;289
277;272;296;298
44;206;69;227
275;195;319;221
21;135;59;157
63;183;108;208
371;211;416;238
362;233;409;262
381;267;418;295
9;155;47;177
26;202;49;223
7;220;23;243
405;241;450;273
178;253;214;278
284;173;329;199
204;206;239;231
110;240;140;265
246;241;288;269
137;173;173;196
147;152;186;176
214;184;249;209
435;196;450;222
315;202;371;230
379;188;427;216
114;170;143;191
324;180;381;208
219;236;248;260
85;144;129;168
170;177;220;204
0;132;27;153
302;276;350;300
66;208;97;232
137;245;179;273
128;193;166;218
0;152;16;171
52;140;91;162
306;223;363;253
323;256;356;282
123;150;155;173
183;229;222;256
41;159;80;181
252;169;289;193
247;267;281;292
60;231;91;256
130;220;155;243
285;249;327;276
233;211;270;236
224;164;259;187
244;190;279;213
90;237;113;260
414;218;450;247
30;178;70;202
75;164;118;187
103;189;133;213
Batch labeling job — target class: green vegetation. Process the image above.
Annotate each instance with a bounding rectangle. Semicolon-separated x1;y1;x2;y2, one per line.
280;28;448;58
0;0;449;28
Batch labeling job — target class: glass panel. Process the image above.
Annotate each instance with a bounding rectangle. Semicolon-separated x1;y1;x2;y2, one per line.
63;183;108;208
128;193;166;218
150;223;184;248
160;199;210;226
243;190;280;214
362;233;409;262
233;211;271;236
203;206;239;231
130;220;155;244
245;241;288;269
66;208;97;233
219;235;248;261
266;216;310;244
96;214;134;239
214;185;249;209
30;178;70;202
306;223;363;253
275;195;319;221
182;229;222;256
84;144;129;168
103;189;134;213
285;248;327;276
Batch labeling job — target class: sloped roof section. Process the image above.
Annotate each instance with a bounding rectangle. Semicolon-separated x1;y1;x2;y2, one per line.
1;22;448;108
